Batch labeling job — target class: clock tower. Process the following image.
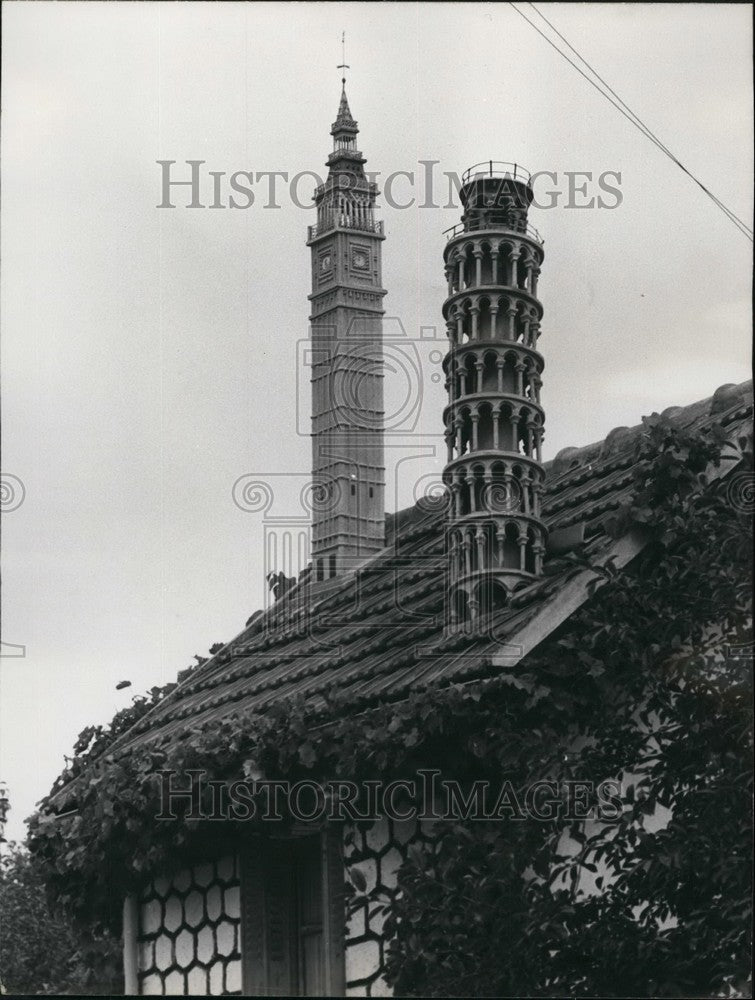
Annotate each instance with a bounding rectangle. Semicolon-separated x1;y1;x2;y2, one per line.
307;82;387;580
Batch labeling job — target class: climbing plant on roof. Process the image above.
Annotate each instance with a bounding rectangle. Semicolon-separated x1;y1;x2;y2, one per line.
381;419;753;998
25;417;753;997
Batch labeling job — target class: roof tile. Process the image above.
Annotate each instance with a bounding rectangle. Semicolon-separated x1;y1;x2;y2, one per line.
106;381;752;758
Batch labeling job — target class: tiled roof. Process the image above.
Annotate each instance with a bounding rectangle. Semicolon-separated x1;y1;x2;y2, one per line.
105;381;754;759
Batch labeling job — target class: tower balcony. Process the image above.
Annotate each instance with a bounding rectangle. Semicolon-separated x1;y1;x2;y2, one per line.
442;285;543;319
443;340;543;373
448;568;539;622
443;399;545;464
443;460;545;523
443;219;543;245
446;516;547;622
461;161;532;186
443;394;544;425
451;161;541;246
313;180;379;201
443;450;545;475
307;218;385;242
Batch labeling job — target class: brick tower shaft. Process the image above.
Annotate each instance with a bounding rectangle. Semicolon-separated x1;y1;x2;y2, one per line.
307;84;387;581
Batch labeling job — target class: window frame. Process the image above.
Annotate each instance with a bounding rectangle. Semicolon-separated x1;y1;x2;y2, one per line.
240;824;345;997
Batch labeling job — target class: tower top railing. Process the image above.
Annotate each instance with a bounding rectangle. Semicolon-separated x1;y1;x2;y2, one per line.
314;179;378;201
462;161;532;186
308;218;384;241
443;218;543;245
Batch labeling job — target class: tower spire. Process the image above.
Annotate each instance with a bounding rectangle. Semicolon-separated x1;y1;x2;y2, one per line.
334;84;354;129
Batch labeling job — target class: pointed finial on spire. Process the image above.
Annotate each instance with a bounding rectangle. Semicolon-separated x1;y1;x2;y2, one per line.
331;32;358;137
337;30;349;85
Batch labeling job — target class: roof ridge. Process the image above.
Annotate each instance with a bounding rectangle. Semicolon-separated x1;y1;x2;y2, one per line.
546;378;753;484
44;379;753;803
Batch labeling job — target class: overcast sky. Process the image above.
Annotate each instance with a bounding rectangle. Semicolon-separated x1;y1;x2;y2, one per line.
1;2;752;843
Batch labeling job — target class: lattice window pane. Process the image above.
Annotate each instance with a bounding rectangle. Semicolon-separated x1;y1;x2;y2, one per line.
136;854;241;996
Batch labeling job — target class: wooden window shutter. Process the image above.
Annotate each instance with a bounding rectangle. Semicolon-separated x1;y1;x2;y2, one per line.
241;838;296;996
241;839;266;995
241;828;345;997
321;825;346;997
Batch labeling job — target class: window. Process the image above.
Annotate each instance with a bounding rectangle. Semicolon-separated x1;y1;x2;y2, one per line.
241;829;345;997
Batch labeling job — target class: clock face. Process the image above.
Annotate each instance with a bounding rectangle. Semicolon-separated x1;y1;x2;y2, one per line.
320;253;332;272
352;250;369;271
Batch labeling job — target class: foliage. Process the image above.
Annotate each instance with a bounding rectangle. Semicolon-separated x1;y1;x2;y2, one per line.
381;419;753;998
52;645;224;794
0;842;121;996
26;419;752;997
0;783;9;844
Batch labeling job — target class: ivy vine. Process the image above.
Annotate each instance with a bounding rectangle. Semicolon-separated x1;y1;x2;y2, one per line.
28;418;752;997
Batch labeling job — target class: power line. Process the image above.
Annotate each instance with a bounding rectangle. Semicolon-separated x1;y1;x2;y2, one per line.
509;2;753;241
525;2;753;239
519;1;753;240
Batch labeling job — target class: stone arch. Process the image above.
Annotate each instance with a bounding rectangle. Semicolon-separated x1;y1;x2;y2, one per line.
515;408;531;456
458;299;473;343
520;250;536;292
446;252;459;295
525;527;537;574
454;405;471;456
510;463;525;513
477;295;493;340
450;586;469;624
445;317;458;348
491;458;507;483
449;528;464;571
461;244;475;289
495;350;516;395
507;302;519;342
516;250;529;290
467;525;480;573
481;349;499;393
476;576;507;617
479;240;495;285
477;402;495;451
498;400;517;452
502;521;520;568
522;357;536;401
513;301;529;342
460;353;477;397
498;239;516;276
448;303;462;345
455;475;470;516
445;355;460;399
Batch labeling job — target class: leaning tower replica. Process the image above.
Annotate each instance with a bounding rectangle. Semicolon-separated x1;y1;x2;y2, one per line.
442;162;547;624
